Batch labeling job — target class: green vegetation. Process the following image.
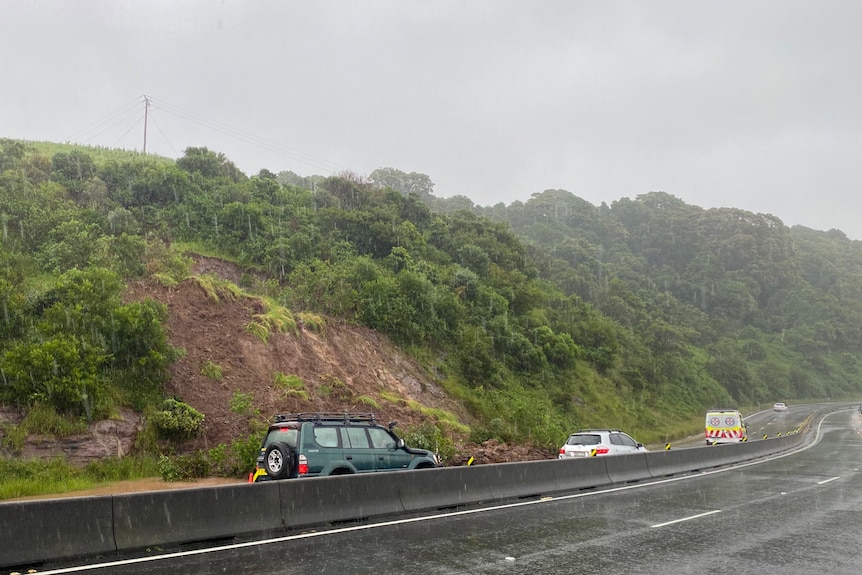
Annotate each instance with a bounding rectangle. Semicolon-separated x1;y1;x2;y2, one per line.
229;392;256;416
2;137;862;493
273;372;309;400
247;297;297;344
157;434;262;481
150;399;204;440
401;421;457;463
200;360;224;381
356;395;380;409
0;455;162;500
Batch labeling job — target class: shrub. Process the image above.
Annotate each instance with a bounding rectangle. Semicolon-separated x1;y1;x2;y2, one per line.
401;421;456;463
229;392;256;416
158;452;210;482
150;399;204;440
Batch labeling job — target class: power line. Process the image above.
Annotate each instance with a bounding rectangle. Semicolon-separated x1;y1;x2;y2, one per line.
67;97;142;144
148;96;345;174
146;110;179;157
111;117;143;149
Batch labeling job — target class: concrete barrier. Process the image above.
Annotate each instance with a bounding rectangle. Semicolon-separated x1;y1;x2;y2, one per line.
554;456;613;491
0;495;115;567
480;459;564;500
113;481;282;552
645;448;712;478
605;452;651;484
399;466;496;512
280;472;407;529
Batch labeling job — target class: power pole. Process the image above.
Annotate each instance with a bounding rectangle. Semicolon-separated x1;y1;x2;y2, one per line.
142;95;151;154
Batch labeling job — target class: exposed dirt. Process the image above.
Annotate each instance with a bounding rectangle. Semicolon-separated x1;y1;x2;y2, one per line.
2;255;555;497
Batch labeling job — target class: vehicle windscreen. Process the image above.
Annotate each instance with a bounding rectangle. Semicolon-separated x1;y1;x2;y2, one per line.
264;427;298;448
567;434;601;446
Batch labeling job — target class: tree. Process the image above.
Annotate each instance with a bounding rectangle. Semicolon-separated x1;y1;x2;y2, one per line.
51;150;96;193
176;147;245;182
368;167;435;202
0;138;27;171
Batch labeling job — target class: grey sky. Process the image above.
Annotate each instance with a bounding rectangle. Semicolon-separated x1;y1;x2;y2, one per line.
2;1;861;238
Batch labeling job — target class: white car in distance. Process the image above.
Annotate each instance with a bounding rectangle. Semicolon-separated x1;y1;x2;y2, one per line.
559;429;648;458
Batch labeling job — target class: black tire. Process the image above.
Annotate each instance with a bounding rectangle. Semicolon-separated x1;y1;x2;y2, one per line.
264;442;295;480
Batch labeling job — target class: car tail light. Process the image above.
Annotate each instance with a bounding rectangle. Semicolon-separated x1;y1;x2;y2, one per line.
559;447;566;454
594;446;610;455
298;454;308;475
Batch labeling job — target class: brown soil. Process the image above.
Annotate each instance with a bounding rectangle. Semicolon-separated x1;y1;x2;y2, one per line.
2;256;555;498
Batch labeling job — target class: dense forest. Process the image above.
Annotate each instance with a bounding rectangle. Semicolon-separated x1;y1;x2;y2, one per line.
1;138;860;457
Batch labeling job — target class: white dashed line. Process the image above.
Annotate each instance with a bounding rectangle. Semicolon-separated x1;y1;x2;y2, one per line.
650;509;722;528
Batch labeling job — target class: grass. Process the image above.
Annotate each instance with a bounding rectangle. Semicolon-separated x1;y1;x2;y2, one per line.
200;360;224;380
0;455;162;501
192;274;244;302
246;297;297;344
273;372;309;400
296;312;325;333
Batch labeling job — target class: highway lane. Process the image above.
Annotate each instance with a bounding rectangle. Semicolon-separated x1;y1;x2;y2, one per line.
36;404;862;575
660;403;812;449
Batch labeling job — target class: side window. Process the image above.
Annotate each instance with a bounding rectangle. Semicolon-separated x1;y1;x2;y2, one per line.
616;434;637;448
609;434;623;446
313;426;340;448
367;427;397;449
342;427;370;449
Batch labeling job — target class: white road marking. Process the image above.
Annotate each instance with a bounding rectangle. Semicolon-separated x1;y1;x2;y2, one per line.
650;509;721;528
817;476;840;485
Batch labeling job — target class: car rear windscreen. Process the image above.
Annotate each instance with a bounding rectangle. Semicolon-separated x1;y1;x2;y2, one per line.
567;434;601;445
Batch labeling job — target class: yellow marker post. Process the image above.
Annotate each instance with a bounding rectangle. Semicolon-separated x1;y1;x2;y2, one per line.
467;456;474;466
665;443;671;450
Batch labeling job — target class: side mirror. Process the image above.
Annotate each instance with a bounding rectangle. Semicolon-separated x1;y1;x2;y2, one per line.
396;438;405;448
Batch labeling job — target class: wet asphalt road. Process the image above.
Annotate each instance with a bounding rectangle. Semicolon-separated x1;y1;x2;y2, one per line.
38;405;862;575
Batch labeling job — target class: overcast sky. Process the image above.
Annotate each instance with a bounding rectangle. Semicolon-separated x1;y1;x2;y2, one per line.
2;1;861;238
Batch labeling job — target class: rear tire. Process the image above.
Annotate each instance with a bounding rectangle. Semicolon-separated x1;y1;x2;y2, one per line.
264;442;295;480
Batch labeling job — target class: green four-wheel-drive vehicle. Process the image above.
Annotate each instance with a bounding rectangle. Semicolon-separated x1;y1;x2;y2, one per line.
251;412;439;482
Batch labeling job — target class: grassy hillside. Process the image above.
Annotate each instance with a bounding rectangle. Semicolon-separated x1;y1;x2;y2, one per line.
1;138;860;495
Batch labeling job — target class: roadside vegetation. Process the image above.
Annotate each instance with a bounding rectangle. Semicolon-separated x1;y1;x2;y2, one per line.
1;138;861;497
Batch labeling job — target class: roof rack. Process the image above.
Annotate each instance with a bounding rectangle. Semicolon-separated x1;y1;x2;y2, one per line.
273;412;378;424
575;428;622;433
